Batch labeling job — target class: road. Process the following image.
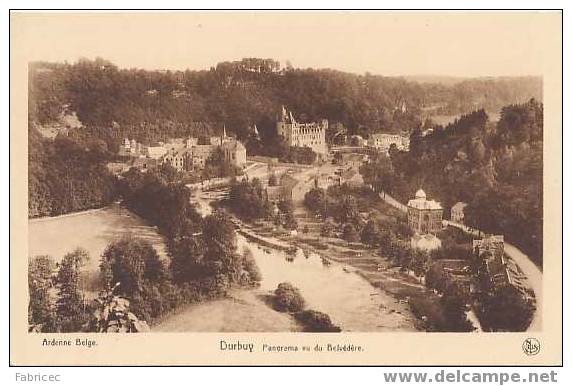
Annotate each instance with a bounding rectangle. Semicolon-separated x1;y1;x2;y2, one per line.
379;183;543;332
504;243;542;331
442;219;542;331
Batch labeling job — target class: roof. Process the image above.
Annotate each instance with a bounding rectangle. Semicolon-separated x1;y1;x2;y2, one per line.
407;189;442;210
452;202;468;211
485;255;511;288
407;197;442;210
133;157;157;168
221;139;246;151
191;145;217;156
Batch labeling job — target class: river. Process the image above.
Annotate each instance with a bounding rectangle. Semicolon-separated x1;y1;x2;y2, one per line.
157;187;417;332
27;188;416;332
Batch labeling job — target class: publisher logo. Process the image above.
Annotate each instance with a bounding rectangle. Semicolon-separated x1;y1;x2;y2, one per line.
522;338;540;356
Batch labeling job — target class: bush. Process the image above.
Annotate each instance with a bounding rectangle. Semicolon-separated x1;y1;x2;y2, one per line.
242;247;262;284
100;237;167;300
295;310;341;332
342;223;360;243
304;187;326;215
273;282;305;312
320;219;337;237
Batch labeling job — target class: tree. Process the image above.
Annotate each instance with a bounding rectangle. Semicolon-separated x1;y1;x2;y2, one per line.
360;219;381;246
303;187;326;215
359;153;395;193
201;210;243;286
480;286;534;331
278;198;294;215
55;248;90;332
439;283;474;332
203;148;241;179
336;195;360;224
342;223;360;243
268;173;278;187
228;179;271;221
169;233;205;284
28;128;117;218
241;247;262;284
28;255;56;331
100;237;166;299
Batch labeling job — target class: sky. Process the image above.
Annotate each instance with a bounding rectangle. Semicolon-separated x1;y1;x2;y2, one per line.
11;12;561;77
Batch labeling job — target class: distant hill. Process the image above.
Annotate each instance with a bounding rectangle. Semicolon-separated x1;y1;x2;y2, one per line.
402;75;468;86
28;58;542;148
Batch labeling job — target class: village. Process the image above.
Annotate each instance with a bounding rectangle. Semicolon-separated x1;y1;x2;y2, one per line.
102;105;538;332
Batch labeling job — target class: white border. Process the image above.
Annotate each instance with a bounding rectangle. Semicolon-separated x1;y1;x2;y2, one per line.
3;1;569;384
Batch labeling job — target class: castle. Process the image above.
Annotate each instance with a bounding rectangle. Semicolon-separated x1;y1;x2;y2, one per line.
276;106;328;155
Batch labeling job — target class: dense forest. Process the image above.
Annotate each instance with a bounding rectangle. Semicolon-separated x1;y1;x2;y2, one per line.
360;99;543;266
28;126;117;218
27;58;542;222
29;57;541;148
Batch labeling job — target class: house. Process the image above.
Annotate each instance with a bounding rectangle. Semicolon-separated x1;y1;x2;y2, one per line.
119;138;144;157
132;157;158;172
221;139;247;167
145;145;167;159
186;137;198;147
473;235;504;261
407;189;443;234
209;136;223;146
162;149;190;172
107;162;130;175
451;202;468;223
473;235;516;292
368;133;410;153
188;145;217;168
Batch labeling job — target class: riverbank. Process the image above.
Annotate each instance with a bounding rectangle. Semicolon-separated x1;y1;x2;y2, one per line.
234;223;419;331
29;206;107;223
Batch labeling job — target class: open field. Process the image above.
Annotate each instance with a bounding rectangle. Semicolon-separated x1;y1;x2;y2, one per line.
154;289;300;332
28;203;168;292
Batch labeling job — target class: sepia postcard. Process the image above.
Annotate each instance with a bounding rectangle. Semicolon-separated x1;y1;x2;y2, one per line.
10;11;562;366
